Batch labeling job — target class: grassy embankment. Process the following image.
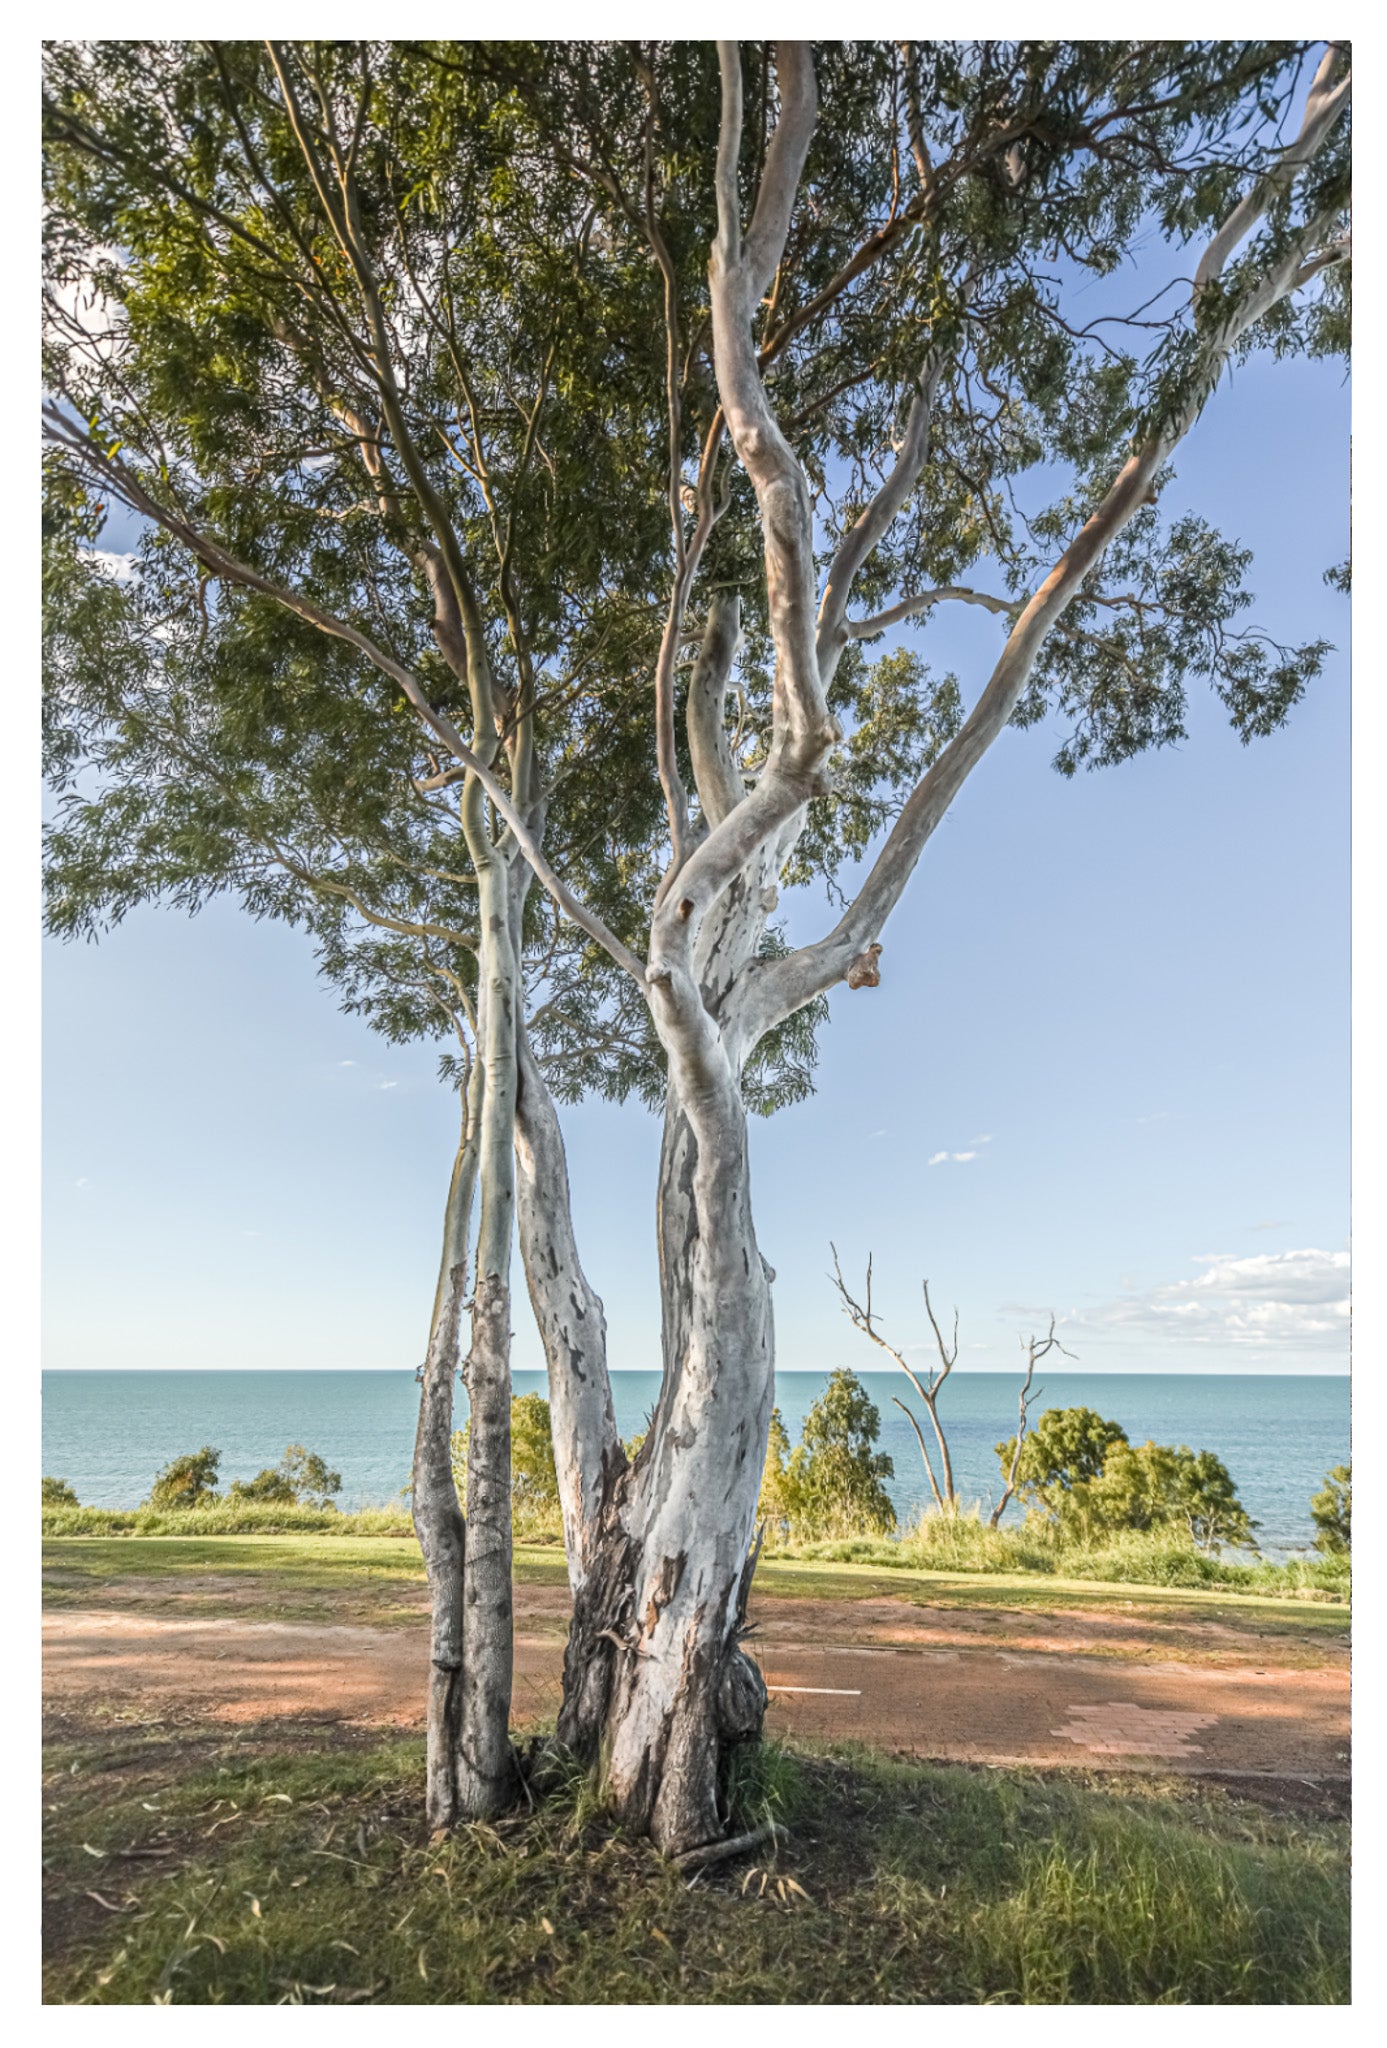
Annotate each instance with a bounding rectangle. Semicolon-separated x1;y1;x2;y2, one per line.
43;1499;1350;1601
42;1715;1348;2005
42;1529;1350;2001
42;1535;1351;1669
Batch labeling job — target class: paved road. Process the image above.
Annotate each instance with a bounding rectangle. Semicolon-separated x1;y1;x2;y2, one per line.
43;1609;1349;1781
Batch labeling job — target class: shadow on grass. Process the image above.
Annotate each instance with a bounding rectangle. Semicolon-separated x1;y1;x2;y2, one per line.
42;1712;1348;2006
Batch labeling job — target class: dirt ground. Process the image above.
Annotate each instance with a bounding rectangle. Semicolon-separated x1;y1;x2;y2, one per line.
43;1572;1350;1785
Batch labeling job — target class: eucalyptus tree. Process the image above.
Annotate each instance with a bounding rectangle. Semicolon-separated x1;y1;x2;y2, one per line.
42;525;663;1824
41;36;683;1825
486;37;1350;1856
430;38;1352;1855
44;39;1350;1861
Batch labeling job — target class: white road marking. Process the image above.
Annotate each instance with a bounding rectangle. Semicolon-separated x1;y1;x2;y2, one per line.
765;1685;862;1696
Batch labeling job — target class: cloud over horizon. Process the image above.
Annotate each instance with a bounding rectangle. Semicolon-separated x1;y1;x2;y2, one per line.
1073;1247;1350;1355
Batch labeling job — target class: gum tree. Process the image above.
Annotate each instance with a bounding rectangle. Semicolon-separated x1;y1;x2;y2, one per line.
41;38;676;1825
42;526;656;1823
508;38;1349;1854
44;39;1350;1858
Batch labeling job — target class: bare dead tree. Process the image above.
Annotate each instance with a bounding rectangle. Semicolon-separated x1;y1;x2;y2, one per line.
830;1247;960;1514
990;1319;1074;1528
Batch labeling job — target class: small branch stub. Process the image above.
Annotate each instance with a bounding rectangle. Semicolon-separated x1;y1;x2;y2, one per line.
846;942;882;989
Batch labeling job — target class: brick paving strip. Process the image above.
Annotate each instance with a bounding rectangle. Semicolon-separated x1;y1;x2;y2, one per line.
43;1609;1349;1782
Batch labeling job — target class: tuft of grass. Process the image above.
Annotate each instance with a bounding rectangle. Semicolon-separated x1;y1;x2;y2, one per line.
960;1799;1348;2003
42;1503;418;1539
41;1722;1348;2006
779;1510;1350;1602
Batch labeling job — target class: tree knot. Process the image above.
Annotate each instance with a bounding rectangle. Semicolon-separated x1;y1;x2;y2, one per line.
846;942;883;989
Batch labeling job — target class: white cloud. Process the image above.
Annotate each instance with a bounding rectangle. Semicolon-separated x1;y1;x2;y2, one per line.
377;1080;398;1091
74;1177;89;1189
927;1150;949;1166
1072;1248;1350;1355
929;1148;979;1165
83;547;139;584
337;1060;356;1068
952;1151;977;1163
970;1133;993;1145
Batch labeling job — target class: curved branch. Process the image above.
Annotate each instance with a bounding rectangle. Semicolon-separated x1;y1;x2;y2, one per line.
747;78;1352;1041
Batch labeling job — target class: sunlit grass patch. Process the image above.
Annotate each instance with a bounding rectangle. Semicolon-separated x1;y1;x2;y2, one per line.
42;1723;1348;2006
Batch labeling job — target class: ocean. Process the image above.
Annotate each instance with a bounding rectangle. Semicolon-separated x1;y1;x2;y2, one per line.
42;1368;1349;1556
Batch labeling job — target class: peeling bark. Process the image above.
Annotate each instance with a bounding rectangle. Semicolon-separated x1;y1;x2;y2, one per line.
411;1099;478;1831
454;856;521;1820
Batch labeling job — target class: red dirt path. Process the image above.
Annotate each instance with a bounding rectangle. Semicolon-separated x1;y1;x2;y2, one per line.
43;1605;1349;1781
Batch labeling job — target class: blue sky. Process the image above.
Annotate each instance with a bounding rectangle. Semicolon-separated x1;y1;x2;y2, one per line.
42;332;1350;1378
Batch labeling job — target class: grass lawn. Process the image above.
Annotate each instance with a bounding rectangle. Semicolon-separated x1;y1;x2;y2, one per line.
43;1536;1352;1653
41;1713;1348;2006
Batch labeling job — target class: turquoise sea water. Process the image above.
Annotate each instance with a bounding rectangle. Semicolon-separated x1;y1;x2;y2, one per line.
42;1368;1348;1556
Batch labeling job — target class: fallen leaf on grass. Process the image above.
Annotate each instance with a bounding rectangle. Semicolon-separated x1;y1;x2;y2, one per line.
540;1917;555;1937
417;1948;429;1982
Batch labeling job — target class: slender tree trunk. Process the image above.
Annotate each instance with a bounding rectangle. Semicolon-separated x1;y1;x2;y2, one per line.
601;1081;772;1854
411;1072;482;1831
454;855;520;1818
513;1019;633;1764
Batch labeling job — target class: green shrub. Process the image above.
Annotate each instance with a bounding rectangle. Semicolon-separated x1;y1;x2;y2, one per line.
996;1407;1256;1551
757;1407;796;1530
1310;1463;1350;1555
451;1392;562;1539
227;1444;342;1510
144;1445;222;1510
42;1476;80;1508
762;1369;897;1541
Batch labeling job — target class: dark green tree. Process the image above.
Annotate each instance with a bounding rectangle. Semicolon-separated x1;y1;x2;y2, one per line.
787;1369;897;1536
144;1447;223;1510
996;1409;1256;1550
228;1444;344;1509
42;1477;81;1509
1310;1463;1350;1555
452;1393;560;1537
996;1405;1130;1519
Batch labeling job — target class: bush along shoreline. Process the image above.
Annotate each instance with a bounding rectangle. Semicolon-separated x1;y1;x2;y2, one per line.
41;1385;1350;1599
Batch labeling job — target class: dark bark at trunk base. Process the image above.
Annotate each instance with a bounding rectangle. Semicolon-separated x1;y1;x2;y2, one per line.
555;1520;770;1858
411;1246;469;1832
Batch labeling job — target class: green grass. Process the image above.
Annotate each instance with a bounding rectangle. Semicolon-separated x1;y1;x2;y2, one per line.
42;1536;1350;1655
781;1517;1350;1601
41;1720;1348;2005
44;1503;1347;1604
43;1504;419;1538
